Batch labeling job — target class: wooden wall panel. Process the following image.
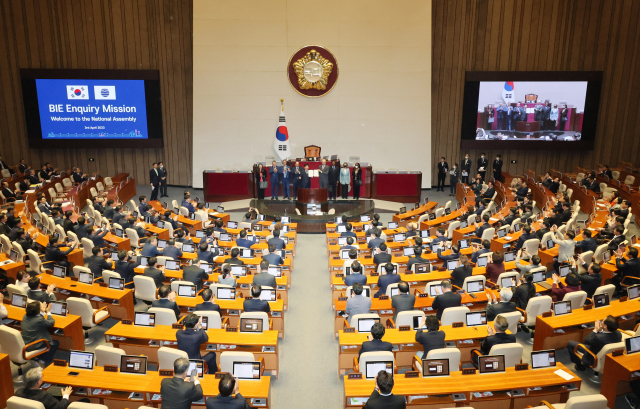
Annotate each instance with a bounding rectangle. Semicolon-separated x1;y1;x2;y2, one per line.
432;0;640;185
0;0;193;186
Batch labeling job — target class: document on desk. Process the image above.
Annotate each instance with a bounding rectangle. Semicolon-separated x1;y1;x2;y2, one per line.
554;369;574;381
348;397;369;406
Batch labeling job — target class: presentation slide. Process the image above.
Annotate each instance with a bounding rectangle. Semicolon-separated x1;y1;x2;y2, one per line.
36;79;148;139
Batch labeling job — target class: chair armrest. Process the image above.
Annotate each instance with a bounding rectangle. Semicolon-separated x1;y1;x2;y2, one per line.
269;319;273;331
585;297;593;305
23;339;51;360
236;291;244;299
340;291;345;298
124;281;134;286
635;322;639;333
386;318;395;329
516;307;527;323
573;343;598;368
414;288;423;295
344;320;352;330
622;276;640;286
92;306;111;324
452;285;461;291
178;315;187;323
471;349;483;360
412;355;421;372
221;317;229;329
93;276;103;283
538;400;557;409
353;357;359;373
486;279;497;287
619;328;636;337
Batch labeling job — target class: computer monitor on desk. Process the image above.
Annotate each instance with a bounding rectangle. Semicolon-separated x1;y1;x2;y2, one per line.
476;257;488;268
365;361;393;379
216;287;236;300
233;362;261;380
446;259;458;271
415;263;430;274
501;276;516;288
466;311;487;327
422;358;450;377
157;239;167;249
531;350;556;369
466;280;485;293
403;247;414;257
503;251;515;262
109;277;125;290
49;301;68;316
182;243;195;253
240;249;255;259
553;301;571;316
195;230;205;239
219;233;231;242
340;250;350;260
114;228;124;238
593;293;610;308
69;350;94;371
360;215;371;222
259;288;277;301
267;266;282;277
357;317;380;333
337;225;347;233
338;237;347;246
11;294;27;308
138;256;149;267
625;336;640;355
231;266;247;277
388;222;399;229
559;265;571;277
120;355;148;375
628;285;640;301
165;259;180;270
240;318;264;333
134;312;155;327
478;355;505;374
227;221;238;229
78;272;93;284
52;265;66;278
189;359;205;378
178;284;197;298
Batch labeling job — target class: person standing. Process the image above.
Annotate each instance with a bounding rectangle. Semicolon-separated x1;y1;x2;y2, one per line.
352;163;362;200
512;103;522;130
559;105;568;131
534;100;544;129
328;160;340;200
496;103;505;130
149;162;160;201
542;103;552;131
158;161;168;197
449;163;458;197
477;153;488;181
269;160;279;200
506;104;513;130
292;161;302;199
301;164;311;188
255;163;267;200
484;105;494;131
340;162;350;199
436;157;448;192
319;159;329;189
550;104;559;130
461;154;472;185
493;155;503;182
281;160;291;200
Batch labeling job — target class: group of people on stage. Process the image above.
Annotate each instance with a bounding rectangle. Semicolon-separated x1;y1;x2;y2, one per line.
483;101;570;132
436;153;503;195
255;159;363;201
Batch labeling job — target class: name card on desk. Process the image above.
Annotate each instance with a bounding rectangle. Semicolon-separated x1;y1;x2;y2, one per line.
245;296;253;300
344;328;355;333
583;304;593;310
271;311;281;317
542;311;553;318
98;282;107;287
370;272;379;277
159;370;174;376
515;363;529;371
399;326;411;331
122;320;132;325
452;322;464;328
462;368;477;375
335;274;344;278
53;359;67;367
70;276;78;282
418;293;429;298
215;372;229;379
338;297;348;301
378;295;389;300
348;373;362;379
226;327;238;332
104;365;118;373
612;349;624;357
404;371;419;378
620;296;628;302
172;323;183;329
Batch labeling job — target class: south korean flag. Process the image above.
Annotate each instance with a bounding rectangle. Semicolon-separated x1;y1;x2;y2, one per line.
67;85;89;99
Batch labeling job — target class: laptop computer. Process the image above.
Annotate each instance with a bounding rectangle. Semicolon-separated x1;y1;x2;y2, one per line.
478;355;505;374
553;301;572;316
357;317;380;333
422;358;450;377
233;361;261;380
216;287;236;300
466;311;487;327
625;336;640;355
134;312;155;327
120;355;148;375
49;301;68;316
108;277;125;290
365;361;393;379
69;350;94;371
531;350;557;369
240;317;264;333
178;284;197;298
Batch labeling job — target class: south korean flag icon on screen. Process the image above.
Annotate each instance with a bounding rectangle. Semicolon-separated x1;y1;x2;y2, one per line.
94;86;116;100
67;86;89;99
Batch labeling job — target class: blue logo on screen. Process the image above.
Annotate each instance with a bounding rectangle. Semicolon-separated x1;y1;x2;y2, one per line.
100;88;110;98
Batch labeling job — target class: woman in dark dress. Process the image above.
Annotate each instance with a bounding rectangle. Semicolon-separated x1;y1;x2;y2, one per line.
352;163;362;200
256;163;267;200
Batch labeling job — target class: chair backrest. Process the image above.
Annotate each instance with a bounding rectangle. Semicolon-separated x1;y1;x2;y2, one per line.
193;311;223;329
6;396;46;409
489;343;523;367
624;175;635;185
447;221;460;239
593;244;609;263
239;311;269;330
129;199;137;212
63;178;73;188
55;224;66;240
90;187;98;198
102;270;122;283
71;265;91;279
540;232;554;249
510;217;521;232
170;280;194;293
95;345;126;367
66;297;98;327
497;312;522;334
358;351;395;375
68;402;109;409
0;234;11;254
11;241;25;262
350;313;381;332
563;394;608;409
577;252;593;273
157;347;188;370
594;284;615;300
395;310;425;328
425;348;462;371
96;182;105;192
148;307;177;326
523;295;553;326
440;306;470;326
81;238;94;257
386;283;410;297
7;283;28;299
67;230;79;244
104;177;113;187
611;171;620;180
125;228;140;247
563;291;587;310
133;275;158;302
467;214;476;226
424;280;442;295
524;238;541;257
435;208;445;218
594;342;626;373
219;351;255;373
179;206;189;216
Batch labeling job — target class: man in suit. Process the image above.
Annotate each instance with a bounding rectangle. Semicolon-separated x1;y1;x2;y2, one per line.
505;105;513;130
367;229;385;250
515;249;542;275
415;315;446;358
340;236;357;252
493;155;503;182
102;199;115;220
0;213;10;236
574;257;602;298
613;247;640;294
267;160;280;200
197;242;217;264
195;289;222;314
345;261;368;286
243;285;271;313
158;161;168;197
21;301;59;365
542;102;552;130
280;160;291;200
479;181;495;205
391;281;415;322
141;236;164;257
477;153;488;181
515;181;529;202
407;246;429;271
8;219;25;242
436;157;448;192
461;154;472;184
363;371;405;409
496;103;505;130
561;202;572;223
112;206;125;225
15;228;36;252
431;228;448;246
37;196;52;216
586;176;600;194
373;243;392;270
18;159;29;174
253;260;277;288
472;315;516;367
61;210;76;234
291;161;303;199
375;262;401;298
501;207;518;228
86;226;109;248
535;219;551;241
85;246;112;280
114;250;140;288
38;164;52;181
513;103;524;128
72;216;90;240
301;163;311;189
567;316;622;371
341;223;357;238
206;373;251;409
436;244;461;263
163;239;184;260
262;243;284;266
534;100;544;128
16;366;77;409
485;287;516;321
180;193;195;213
152;285;182;319
43;236;77;272
177;314;217;373
346;282;371;325
71;167;88;183
328;160;340;200
1;181;22;201
183;259;209;291
267;229;285;250
225;248;245;265
432;280;461;320
0;155;8;171
514;225;536;250
318;158;329;189
474;214;492;239
358;322;393;358
160;357;203;409
149;163;160;201
27;277;57;304
144;257;166;288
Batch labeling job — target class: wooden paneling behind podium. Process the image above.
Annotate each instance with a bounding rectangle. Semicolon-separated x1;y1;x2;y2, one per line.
432;0;640;186
0;0;193;186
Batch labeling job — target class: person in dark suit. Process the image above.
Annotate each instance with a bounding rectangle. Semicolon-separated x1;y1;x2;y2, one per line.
141;236;164;257
470;239;492;263
449;163;459;196
515;182;529;202
267;230;285;250
27;277;57;304
415;315;446;358
436;157;448;192
177;314;217;373
341;223;357;238
38;164;52;181
1;181;22;201
61;210;76;234
206;373;251;409
374;262;401;298
152;285;181;319
559;106;568;131
15;228;35;252
160;357;204;409
436;245;461;263
318;159;329;189
573;257;602;298
363;371;405;409
0;213;10;236
268;160;280;200
358;322;393;358
197;242;217;264
18;159;29;174
328;160;340;200
574;229;597;253
73;216;89;239
291;161;303;200
43;236;77;272
567;316;622;371
450;255;473;289
542;103;552;130
163;239;184;261
144;257;166;288
560;202;572;223
496;103;505;130
262;243;284;266
352;163;363;200
345;261;368;286
255;163;268;200
485;287;516;321
373;243;392;270
492;155;503;182
367;229;385;250
391;281;415;322
149;163;160;201
85;246;112;280
114;250;140;288
37;196;52;216
474;214;492;239
514;225;536;250
225;248;245;266
477;153;488;181
158;161;168;197
407;246;429;271
233;230;253;249
243;285;270;313
16;366;82;409
183;259;210;291
607;226;626;252
86;226;108;248
613;247;640;294
513;272;536;310
461;154;472;184
21;301;59;365
472;315;516;367
535;219;551;241
301;164;311;189
253;260;277;288
431;280;461;320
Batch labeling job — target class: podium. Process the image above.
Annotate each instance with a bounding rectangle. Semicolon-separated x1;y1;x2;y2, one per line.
515;121;540;132
296;188;327;204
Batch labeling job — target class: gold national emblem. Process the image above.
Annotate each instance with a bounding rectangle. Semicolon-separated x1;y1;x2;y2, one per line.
292;49;334;90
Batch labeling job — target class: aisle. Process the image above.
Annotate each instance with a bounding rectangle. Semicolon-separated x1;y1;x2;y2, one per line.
272;232;343;408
